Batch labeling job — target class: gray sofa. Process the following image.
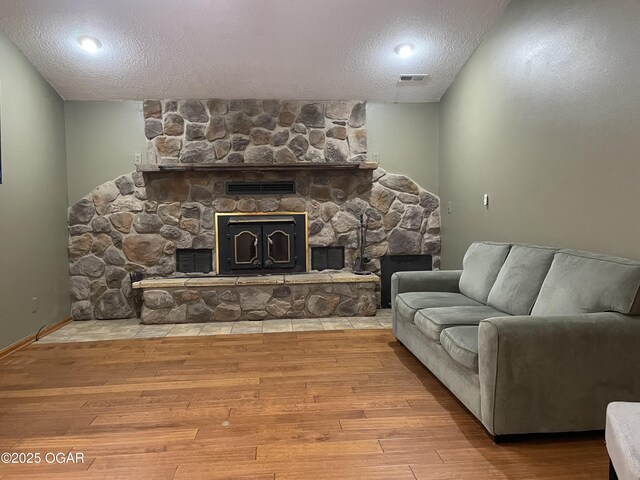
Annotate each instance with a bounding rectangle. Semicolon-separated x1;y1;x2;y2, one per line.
392;241;640;438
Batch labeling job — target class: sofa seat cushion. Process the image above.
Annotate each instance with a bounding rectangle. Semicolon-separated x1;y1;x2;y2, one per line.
459;242;511;304
532;249;640;316
415;306;510;342
487;244;556;315
395;292;482;324
606;402;640;480
440;326;479;371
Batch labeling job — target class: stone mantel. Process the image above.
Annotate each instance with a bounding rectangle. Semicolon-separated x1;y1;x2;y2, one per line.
136;161;379;173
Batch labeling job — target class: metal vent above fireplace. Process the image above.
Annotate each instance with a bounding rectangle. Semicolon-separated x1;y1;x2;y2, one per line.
226;181;296;196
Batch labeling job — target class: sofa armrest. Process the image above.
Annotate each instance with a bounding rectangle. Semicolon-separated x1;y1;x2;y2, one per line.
391;270;462;308
478;313;640;436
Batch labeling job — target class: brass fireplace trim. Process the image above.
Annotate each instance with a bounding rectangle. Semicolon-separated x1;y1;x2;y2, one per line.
214;212;309;274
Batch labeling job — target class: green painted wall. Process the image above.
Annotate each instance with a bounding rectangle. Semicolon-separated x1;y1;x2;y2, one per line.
439;0;640;268
368;102;439;195
65;101;146;204
0;30;70;349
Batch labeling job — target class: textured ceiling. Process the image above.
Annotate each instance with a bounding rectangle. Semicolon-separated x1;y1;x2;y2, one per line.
0;0;508;102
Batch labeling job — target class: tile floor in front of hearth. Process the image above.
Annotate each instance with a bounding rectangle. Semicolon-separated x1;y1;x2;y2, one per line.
37;309;393;343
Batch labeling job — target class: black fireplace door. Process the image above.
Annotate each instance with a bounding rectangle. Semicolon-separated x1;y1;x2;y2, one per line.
262;223;296;270
228;224;262;270
218;213;307;275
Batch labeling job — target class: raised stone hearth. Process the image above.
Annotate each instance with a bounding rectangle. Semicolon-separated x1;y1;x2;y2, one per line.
133;272;378;324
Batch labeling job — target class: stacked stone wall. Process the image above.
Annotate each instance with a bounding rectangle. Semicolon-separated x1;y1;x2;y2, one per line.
144;99;367;165
68;167;440;320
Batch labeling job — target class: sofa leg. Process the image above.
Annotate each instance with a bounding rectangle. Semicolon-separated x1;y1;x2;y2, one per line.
489;430;604;444
609;459;618;480
489;433;521;443
491;434;508;444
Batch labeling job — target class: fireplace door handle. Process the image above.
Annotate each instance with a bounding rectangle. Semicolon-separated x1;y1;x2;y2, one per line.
250;236;260;268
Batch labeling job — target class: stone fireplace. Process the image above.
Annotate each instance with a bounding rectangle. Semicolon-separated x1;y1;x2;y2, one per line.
67;99;441;321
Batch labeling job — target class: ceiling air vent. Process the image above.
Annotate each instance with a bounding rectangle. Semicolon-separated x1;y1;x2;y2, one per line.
397;74;429;84
226;181;296;196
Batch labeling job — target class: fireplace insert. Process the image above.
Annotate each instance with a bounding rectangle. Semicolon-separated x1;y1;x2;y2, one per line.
215;213;308;275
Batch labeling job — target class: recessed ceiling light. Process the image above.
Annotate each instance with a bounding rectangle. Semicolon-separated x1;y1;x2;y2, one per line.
394;43;415;58
78;36;101;53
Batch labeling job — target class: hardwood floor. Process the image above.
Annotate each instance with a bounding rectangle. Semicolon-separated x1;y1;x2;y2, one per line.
0;329;607;479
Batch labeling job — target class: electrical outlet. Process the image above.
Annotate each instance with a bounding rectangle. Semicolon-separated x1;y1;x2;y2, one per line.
483;194;489;208
31;297;38;314
134;153;142;164
372;152;381;162
447;202;453;214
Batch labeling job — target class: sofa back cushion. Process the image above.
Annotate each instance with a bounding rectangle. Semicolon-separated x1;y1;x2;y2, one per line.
458;242;511;304
531;249;640;316
487;244;556;315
